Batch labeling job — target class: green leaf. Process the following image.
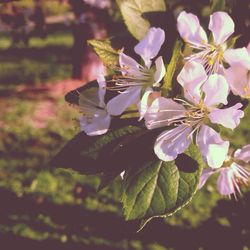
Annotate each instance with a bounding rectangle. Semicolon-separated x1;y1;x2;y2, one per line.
227;35;241;49
88;39;120;67
50;118;141;174
81;124;143;160
162;40;183;96
116;0;166;40
210;0;225;13
122;144;204;227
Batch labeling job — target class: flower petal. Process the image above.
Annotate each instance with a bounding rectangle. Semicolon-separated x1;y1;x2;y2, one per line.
177;61;207;104
225;64;250;98
138;88;154;121
106;86;141;116
177;11;208;46
154;125;192;161
119;52;140;72
79;87;99;110
134;27;165;68
144;97;186;129
154;56;166;84
209;103;244;130
97;75;106;107
208;12;234;45
197;125;229;168
202;74;229;108
80;114;111;136
217;167;235;196
234;144;250;163
198;168;215;189
224;48;250;69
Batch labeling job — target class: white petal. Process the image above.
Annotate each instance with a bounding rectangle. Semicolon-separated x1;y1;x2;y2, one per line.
120;171;125;179
119;52;140;71
177;61;207;104
225;64;250;98
224;48;250;69
106;86;141;116
202;74;229;108
154;125;192;161
209;103;244;130
197;125;229;168
144;97;186;129
80;114;111;136
208;12;234;45
198;168;215;189
154;56;166;83
134;27;165;68
177;11;208;45
138;88;153;121
234;144;250;163
79;87;99;109
97;75;106;107
217;167;235;196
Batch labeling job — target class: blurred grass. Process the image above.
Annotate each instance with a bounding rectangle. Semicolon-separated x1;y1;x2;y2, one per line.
0;31;72;86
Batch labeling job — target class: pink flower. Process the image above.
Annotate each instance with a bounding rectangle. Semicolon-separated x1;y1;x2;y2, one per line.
144;61;244;168
199;145;250;198
177;11;250;74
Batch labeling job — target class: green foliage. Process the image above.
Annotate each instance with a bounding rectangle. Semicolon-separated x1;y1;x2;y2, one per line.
0;31;72;85
122;144;204;227
116;0;166;40
210;0;226;13
227;35;241;49
162;40;183;96
88;39;120;67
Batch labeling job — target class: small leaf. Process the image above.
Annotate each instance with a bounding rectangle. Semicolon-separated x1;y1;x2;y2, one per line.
88;39;120;67
227;35;241;49
210;0;226;13
122;144;204;229
162;40;183;96
116;0;166;40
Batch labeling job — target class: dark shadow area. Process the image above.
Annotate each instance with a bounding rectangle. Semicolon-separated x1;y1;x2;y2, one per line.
175;154;198;173
0;188;250;249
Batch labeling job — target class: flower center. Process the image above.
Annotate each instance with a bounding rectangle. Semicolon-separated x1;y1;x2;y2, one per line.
107;65;154;92
186;43;225;74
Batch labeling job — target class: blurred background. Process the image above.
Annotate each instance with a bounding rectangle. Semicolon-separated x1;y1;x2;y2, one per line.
0;0;250;249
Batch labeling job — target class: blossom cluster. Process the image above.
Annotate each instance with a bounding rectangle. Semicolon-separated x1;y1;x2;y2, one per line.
78;11;250;198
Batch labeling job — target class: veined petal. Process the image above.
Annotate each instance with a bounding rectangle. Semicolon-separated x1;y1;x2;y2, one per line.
234;144;250;163
145;97;186;129
202;74;229;108
177;11;208;45
154;125;192;161
97;75;106;108
134;27;165;68
119;52;140;72
106;86;141;116
198;168;215;189
209;103;244;130
208;12;234;45
177;61;207;104
197;125;229;168
79;87;99;109
217;167;235;196
224;48;250;69
154;56;166;84
138;88;154;121
80;114;111;136
225;64;250;98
